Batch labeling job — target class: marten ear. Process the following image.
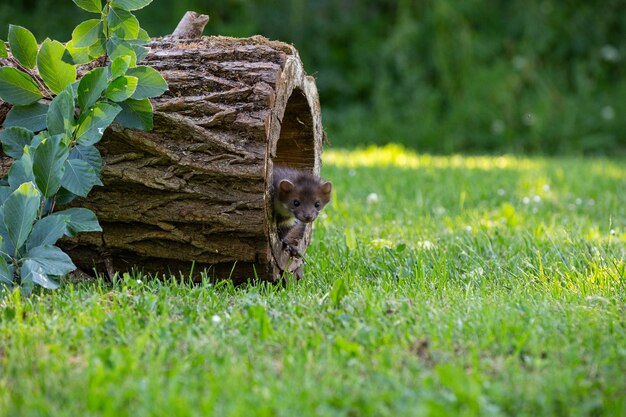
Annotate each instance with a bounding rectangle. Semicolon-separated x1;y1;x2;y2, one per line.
279;179;294;193
321;181;332;196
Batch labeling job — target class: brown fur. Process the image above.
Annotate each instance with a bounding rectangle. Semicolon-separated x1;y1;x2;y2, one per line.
271;167;332;255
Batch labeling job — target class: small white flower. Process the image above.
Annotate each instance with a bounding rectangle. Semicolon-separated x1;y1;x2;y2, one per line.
542;184;550;192
522;197;530;204
464;226;472;232
417;240;435;250
366;193;379;204
601;106;615;121
491;119;505;135
575;198;582;205
136;279;142;285
600;45;620;62
462;267;484;280
348;169;357;177
522;113;535;126
497;189;506;196
211;314;221;323
370;238;393;249
512;55;527;70
610;229;616;236
533;195;541;203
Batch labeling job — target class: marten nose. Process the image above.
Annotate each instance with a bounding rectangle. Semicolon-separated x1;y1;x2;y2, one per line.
302;214;314;222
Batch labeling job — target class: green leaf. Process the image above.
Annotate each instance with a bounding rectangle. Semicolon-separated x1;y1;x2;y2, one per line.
75;102;122;146
329;277;348;307
110;56;131;78
62;40;92;65
131;44;149;63
344;227;357;251
51;207;101;236
37;39;77;95
137;28;150;42
26;245;75;277
0;217;16;260
106;37;137;67
69;81;80;99
127;66;168;99
334;336;363;357
54;187;77;206
46;88;75;136
0;127;34;159
0;187;12;206
0;67;43;105
71;19;103;48
107;7;139;39
0;39;7;58
3;102;48;132
30;133;47;149
106;75;138;102
2;182;41;256
7;150;35;191
72;0;102;13
0;255;12;286
115;98;153;130
88;37;106;60
8;25;38;69
110;0;153;11
77;67;108;112
70;145;102;175
61;159;102;197
21;258;59;289
32;135;69;198
247;305;273;339
26;214;70;251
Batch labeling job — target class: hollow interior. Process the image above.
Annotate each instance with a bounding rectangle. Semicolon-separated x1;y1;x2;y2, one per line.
272;88;315;171
268;87;318;278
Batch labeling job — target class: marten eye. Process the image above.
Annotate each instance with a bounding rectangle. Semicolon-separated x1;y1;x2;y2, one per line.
292;199;300;207
314;201;321;209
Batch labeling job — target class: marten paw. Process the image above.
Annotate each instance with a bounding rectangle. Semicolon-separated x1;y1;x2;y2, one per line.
282;240;302;258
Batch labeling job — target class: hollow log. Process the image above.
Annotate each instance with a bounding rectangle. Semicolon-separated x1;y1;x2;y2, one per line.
0;33;325;283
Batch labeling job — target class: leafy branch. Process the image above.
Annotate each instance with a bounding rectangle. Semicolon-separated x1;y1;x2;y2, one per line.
0;0;167;294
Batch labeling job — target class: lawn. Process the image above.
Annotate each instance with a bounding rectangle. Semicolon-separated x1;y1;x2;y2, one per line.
1;145;624;417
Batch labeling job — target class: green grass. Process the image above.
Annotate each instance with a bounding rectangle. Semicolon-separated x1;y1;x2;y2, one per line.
1;145;625;417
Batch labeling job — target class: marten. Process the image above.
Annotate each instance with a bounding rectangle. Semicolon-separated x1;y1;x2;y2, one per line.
271;167;332;256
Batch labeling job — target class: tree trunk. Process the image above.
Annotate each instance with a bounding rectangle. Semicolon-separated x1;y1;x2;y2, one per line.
0;33;324;283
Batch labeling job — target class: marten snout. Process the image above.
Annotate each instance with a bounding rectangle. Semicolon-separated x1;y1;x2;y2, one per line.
297;212;317;223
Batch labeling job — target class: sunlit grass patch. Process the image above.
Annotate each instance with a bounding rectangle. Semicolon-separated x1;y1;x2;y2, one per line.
325;144;543;171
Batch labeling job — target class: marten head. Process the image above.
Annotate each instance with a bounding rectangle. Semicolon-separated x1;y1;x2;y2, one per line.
274;170;332;224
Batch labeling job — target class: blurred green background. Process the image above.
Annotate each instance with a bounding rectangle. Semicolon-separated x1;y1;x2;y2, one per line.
1;0;624;155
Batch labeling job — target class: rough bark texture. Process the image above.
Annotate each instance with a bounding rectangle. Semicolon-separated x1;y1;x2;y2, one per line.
0;35;324;283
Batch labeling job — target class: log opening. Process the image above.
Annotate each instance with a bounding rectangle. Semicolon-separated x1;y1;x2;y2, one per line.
265;54;324;280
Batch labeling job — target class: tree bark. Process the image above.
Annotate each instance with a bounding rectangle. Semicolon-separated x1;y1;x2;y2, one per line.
0;33;324;283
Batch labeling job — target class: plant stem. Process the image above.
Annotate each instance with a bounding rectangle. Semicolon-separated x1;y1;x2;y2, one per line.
9;57;53;100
